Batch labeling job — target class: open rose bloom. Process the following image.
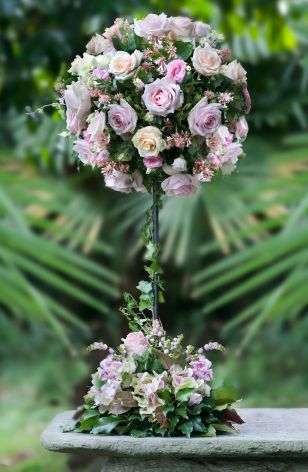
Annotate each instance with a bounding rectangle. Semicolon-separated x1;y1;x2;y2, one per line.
57;14;250;197
67;322;244;437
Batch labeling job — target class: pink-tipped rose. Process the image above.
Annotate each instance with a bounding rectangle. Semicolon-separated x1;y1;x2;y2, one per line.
143;156;163;168
142;78;183;117
108;99;138;136
122;332;149;356
161;173;199;197
64;81;92;135
134;13;170;39
188;98;221;137
166;59;186;83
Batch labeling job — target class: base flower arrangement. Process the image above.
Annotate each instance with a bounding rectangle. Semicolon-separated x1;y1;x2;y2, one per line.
55;13;250;438
65;315;243;438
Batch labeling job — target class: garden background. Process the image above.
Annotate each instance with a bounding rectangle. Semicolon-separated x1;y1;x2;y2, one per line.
1;0;308;470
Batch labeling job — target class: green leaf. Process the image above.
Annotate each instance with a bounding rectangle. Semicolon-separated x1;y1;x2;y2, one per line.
174;41;193;60
212;423;237;434
90;416;122;435
212;381;239;405
131;429;148;437
202;424;216;437
159;390;171;401
81;409;100;420
137;280;153;294
152;348;175;370
192;417;207;433
78;416;100;432
176;388;195;402
175;406;188;419
178;420;194;437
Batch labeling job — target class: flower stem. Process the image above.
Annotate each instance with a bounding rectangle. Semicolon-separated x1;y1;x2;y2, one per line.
152;179;159;321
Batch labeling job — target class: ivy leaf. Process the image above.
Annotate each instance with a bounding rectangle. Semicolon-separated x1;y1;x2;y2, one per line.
137;280;153;294
175;405;188;419
175;388;196;402
174;41;193;60
202;424;216;437
191;417;207;433
212;381;239;405
112;37;125;51
78;415;100;432
131;429;148;437
178;420;194;437
212;423;238;434
90;416;122;434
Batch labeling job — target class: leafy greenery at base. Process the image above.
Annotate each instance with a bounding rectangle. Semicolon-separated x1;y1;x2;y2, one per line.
68;381;242;438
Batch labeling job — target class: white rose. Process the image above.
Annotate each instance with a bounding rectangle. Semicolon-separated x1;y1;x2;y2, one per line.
221;60;247;84
163;157;187;175
64;81;91;132
134;13;170;39
95;54;112;69
169;16;194;42
69;53;95;76
192;44;221;76
109;50;143;80
132;126;165;158
86;34;112;55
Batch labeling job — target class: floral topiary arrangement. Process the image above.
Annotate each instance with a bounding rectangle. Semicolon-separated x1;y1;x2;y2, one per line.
56;13;250;438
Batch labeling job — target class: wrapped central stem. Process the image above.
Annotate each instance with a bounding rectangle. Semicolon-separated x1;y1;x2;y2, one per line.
152;180;159;321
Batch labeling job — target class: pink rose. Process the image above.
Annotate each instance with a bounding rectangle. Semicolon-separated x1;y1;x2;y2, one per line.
108;99;138;136
188;98;221;137
104;170;133;193
207;153;222;169
122;332;149;356
243;85;251;114
161;174;199;197
134;13;170;39
142;78;184;117
166;59;186;83
193;21;210;38
87;111;106;143
143;156;163;168
92;68;110;80
66;110;84;135
235;116;248;141
221;142;243;175
73;139;108;168
169;16;194;42
73;139;94;165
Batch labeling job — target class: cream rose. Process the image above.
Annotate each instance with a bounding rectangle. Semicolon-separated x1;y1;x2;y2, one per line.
221;60;247;84
132;126;166;158
192;44;221;76
109;50;143;80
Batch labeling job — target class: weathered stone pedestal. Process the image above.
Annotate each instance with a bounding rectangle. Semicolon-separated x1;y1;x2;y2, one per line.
41;409;308;471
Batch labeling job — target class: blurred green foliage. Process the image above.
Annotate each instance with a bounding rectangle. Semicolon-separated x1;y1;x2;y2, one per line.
1;0;308;470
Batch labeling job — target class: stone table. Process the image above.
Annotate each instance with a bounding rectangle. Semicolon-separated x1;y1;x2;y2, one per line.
41;409;308;471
